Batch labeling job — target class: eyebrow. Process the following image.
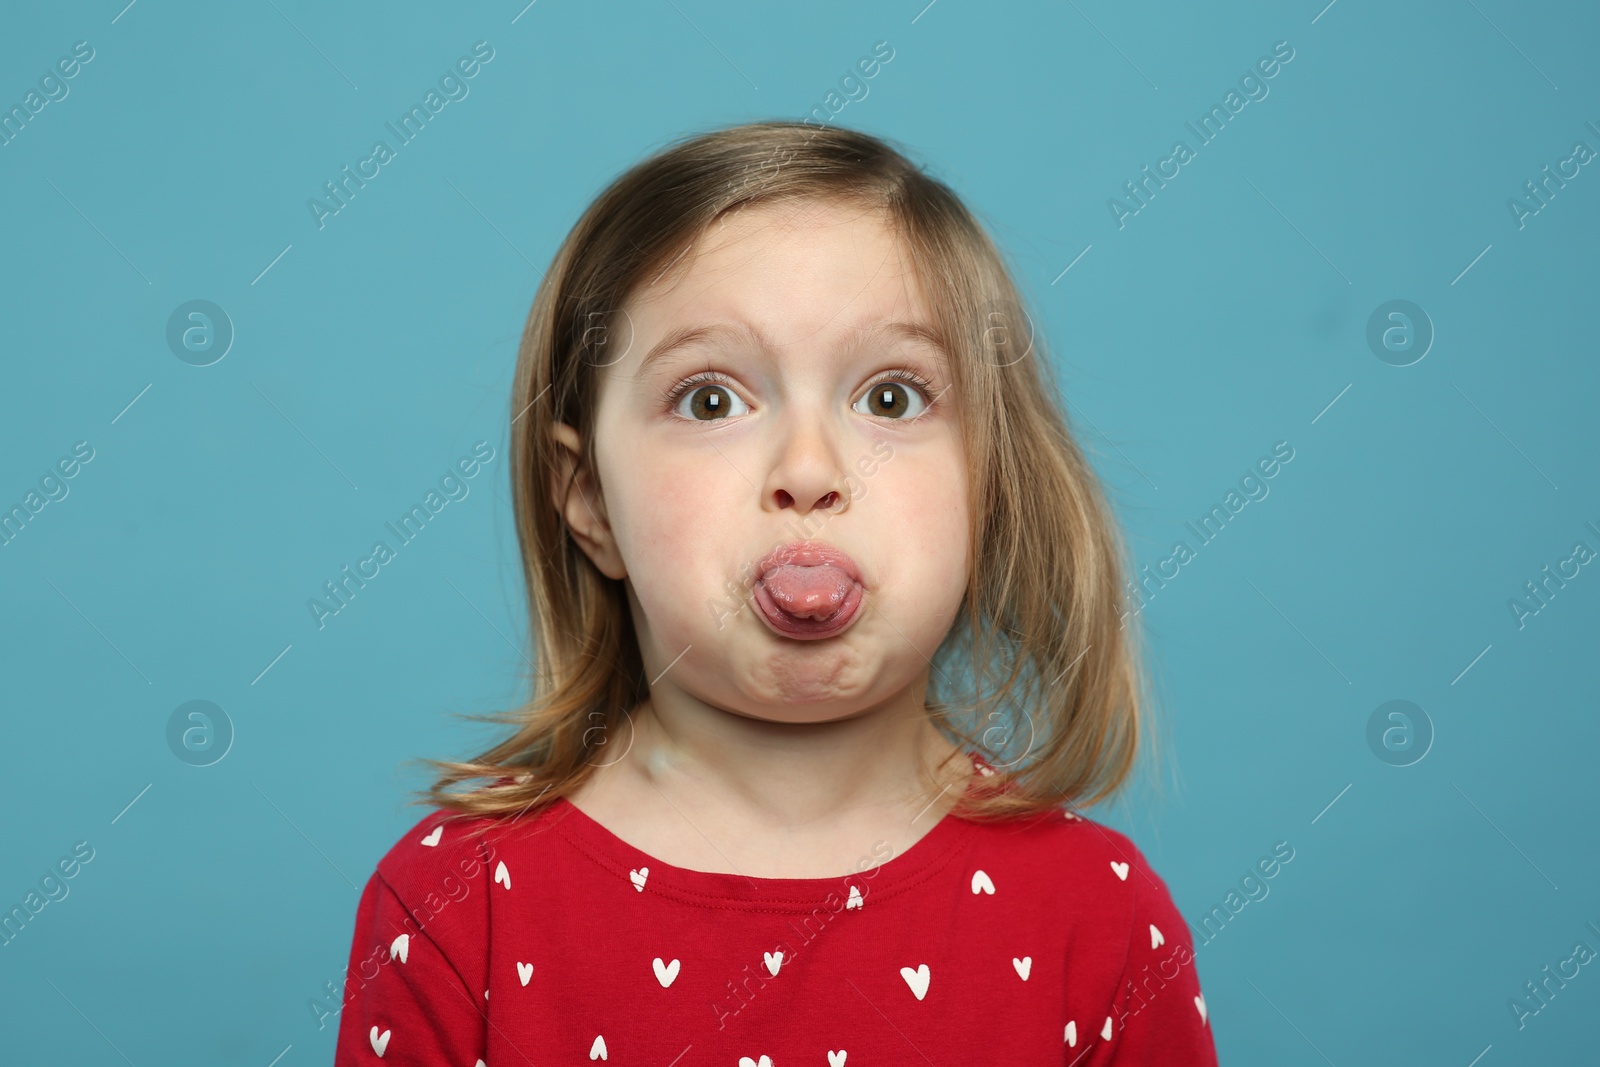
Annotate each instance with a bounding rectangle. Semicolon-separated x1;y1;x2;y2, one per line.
636;321;763;376
635;319;950;376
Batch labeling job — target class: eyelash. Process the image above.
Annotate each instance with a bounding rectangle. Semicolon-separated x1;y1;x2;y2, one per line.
661;368;939;419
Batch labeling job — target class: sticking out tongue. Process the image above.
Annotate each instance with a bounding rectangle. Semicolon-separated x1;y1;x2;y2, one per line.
761;564;856;620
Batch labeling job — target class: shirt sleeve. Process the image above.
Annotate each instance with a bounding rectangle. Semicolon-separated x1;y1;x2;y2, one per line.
1092;853;1219;1066
332;870;489;1066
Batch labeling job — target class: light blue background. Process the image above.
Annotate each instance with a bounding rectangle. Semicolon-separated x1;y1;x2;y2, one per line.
2;1;1597;1063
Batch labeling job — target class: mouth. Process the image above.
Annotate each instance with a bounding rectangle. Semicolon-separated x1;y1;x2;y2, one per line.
750;540;865;641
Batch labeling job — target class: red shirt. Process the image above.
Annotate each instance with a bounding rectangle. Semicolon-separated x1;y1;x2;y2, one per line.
334;753;1218;1065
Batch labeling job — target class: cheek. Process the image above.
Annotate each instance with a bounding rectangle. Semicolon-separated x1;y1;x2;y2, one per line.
867;444;970;604
607;449;746;620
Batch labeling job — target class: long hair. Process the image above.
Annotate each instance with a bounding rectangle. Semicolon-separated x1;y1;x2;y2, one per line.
409;120;1158;835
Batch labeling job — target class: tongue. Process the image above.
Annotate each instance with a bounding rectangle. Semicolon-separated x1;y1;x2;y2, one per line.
761;564;857;620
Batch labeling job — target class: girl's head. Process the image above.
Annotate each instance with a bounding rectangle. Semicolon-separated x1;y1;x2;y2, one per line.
553;191;972;724
419;120;1152;824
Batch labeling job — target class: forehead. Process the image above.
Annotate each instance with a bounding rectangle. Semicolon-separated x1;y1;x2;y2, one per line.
618;198;940;358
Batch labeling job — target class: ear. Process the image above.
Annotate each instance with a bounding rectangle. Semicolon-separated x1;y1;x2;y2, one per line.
549;421;627;580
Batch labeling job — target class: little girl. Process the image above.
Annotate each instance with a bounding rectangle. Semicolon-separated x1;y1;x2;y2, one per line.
335;120;1218;1066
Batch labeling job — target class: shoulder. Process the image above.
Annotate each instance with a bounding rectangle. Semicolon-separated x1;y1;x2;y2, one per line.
370;797;574;893
356;807;556;976
1070;817;1194;967
966;805;1192;950
1062;813;1187;919
1052;818;1212;1054
962;756;1182;911
372;808;505;898
334;808;542;1054
967;803;1172;888
364;805;552;946
968;808;1211;1047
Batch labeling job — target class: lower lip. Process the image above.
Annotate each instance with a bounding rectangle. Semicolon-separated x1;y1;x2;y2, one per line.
751;578;865;640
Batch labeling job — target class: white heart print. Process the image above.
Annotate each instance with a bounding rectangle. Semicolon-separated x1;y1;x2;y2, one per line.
1110;861;1129;880
1012;956;1032;980
629;866;648;892
369;1026;390;1057
764;950;783;976
900;963;930;1000
828;1051;848;1066
1065;1020;1077;1047
1150;924;1164;949
845;885;864;909
1195;992;1208;1025
970;869;995;895
738;1057;773;1067
495;861;511;889
419;825;442;847
653;957;680;987
389;934;408;963
589;1034;608;1060
517;961;533;986
1100;1016;1113;1040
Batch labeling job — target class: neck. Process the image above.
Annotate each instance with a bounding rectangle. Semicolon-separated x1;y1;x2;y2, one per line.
621;692;971;835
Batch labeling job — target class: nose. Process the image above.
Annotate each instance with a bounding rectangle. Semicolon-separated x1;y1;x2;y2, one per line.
761;413;850;516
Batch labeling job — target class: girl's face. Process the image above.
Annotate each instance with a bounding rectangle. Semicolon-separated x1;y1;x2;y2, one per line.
559;197;970;721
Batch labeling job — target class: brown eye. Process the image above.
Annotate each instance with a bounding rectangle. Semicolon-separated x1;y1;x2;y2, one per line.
854;379;929;420
677;383;749;421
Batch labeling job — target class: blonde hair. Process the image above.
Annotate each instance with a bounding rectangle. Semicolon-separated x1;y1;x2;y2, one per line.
411;120;1159;834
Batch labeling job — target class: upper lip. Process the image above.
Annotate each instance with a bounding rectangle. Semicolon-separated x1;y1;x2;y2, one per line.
755;540;864;585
